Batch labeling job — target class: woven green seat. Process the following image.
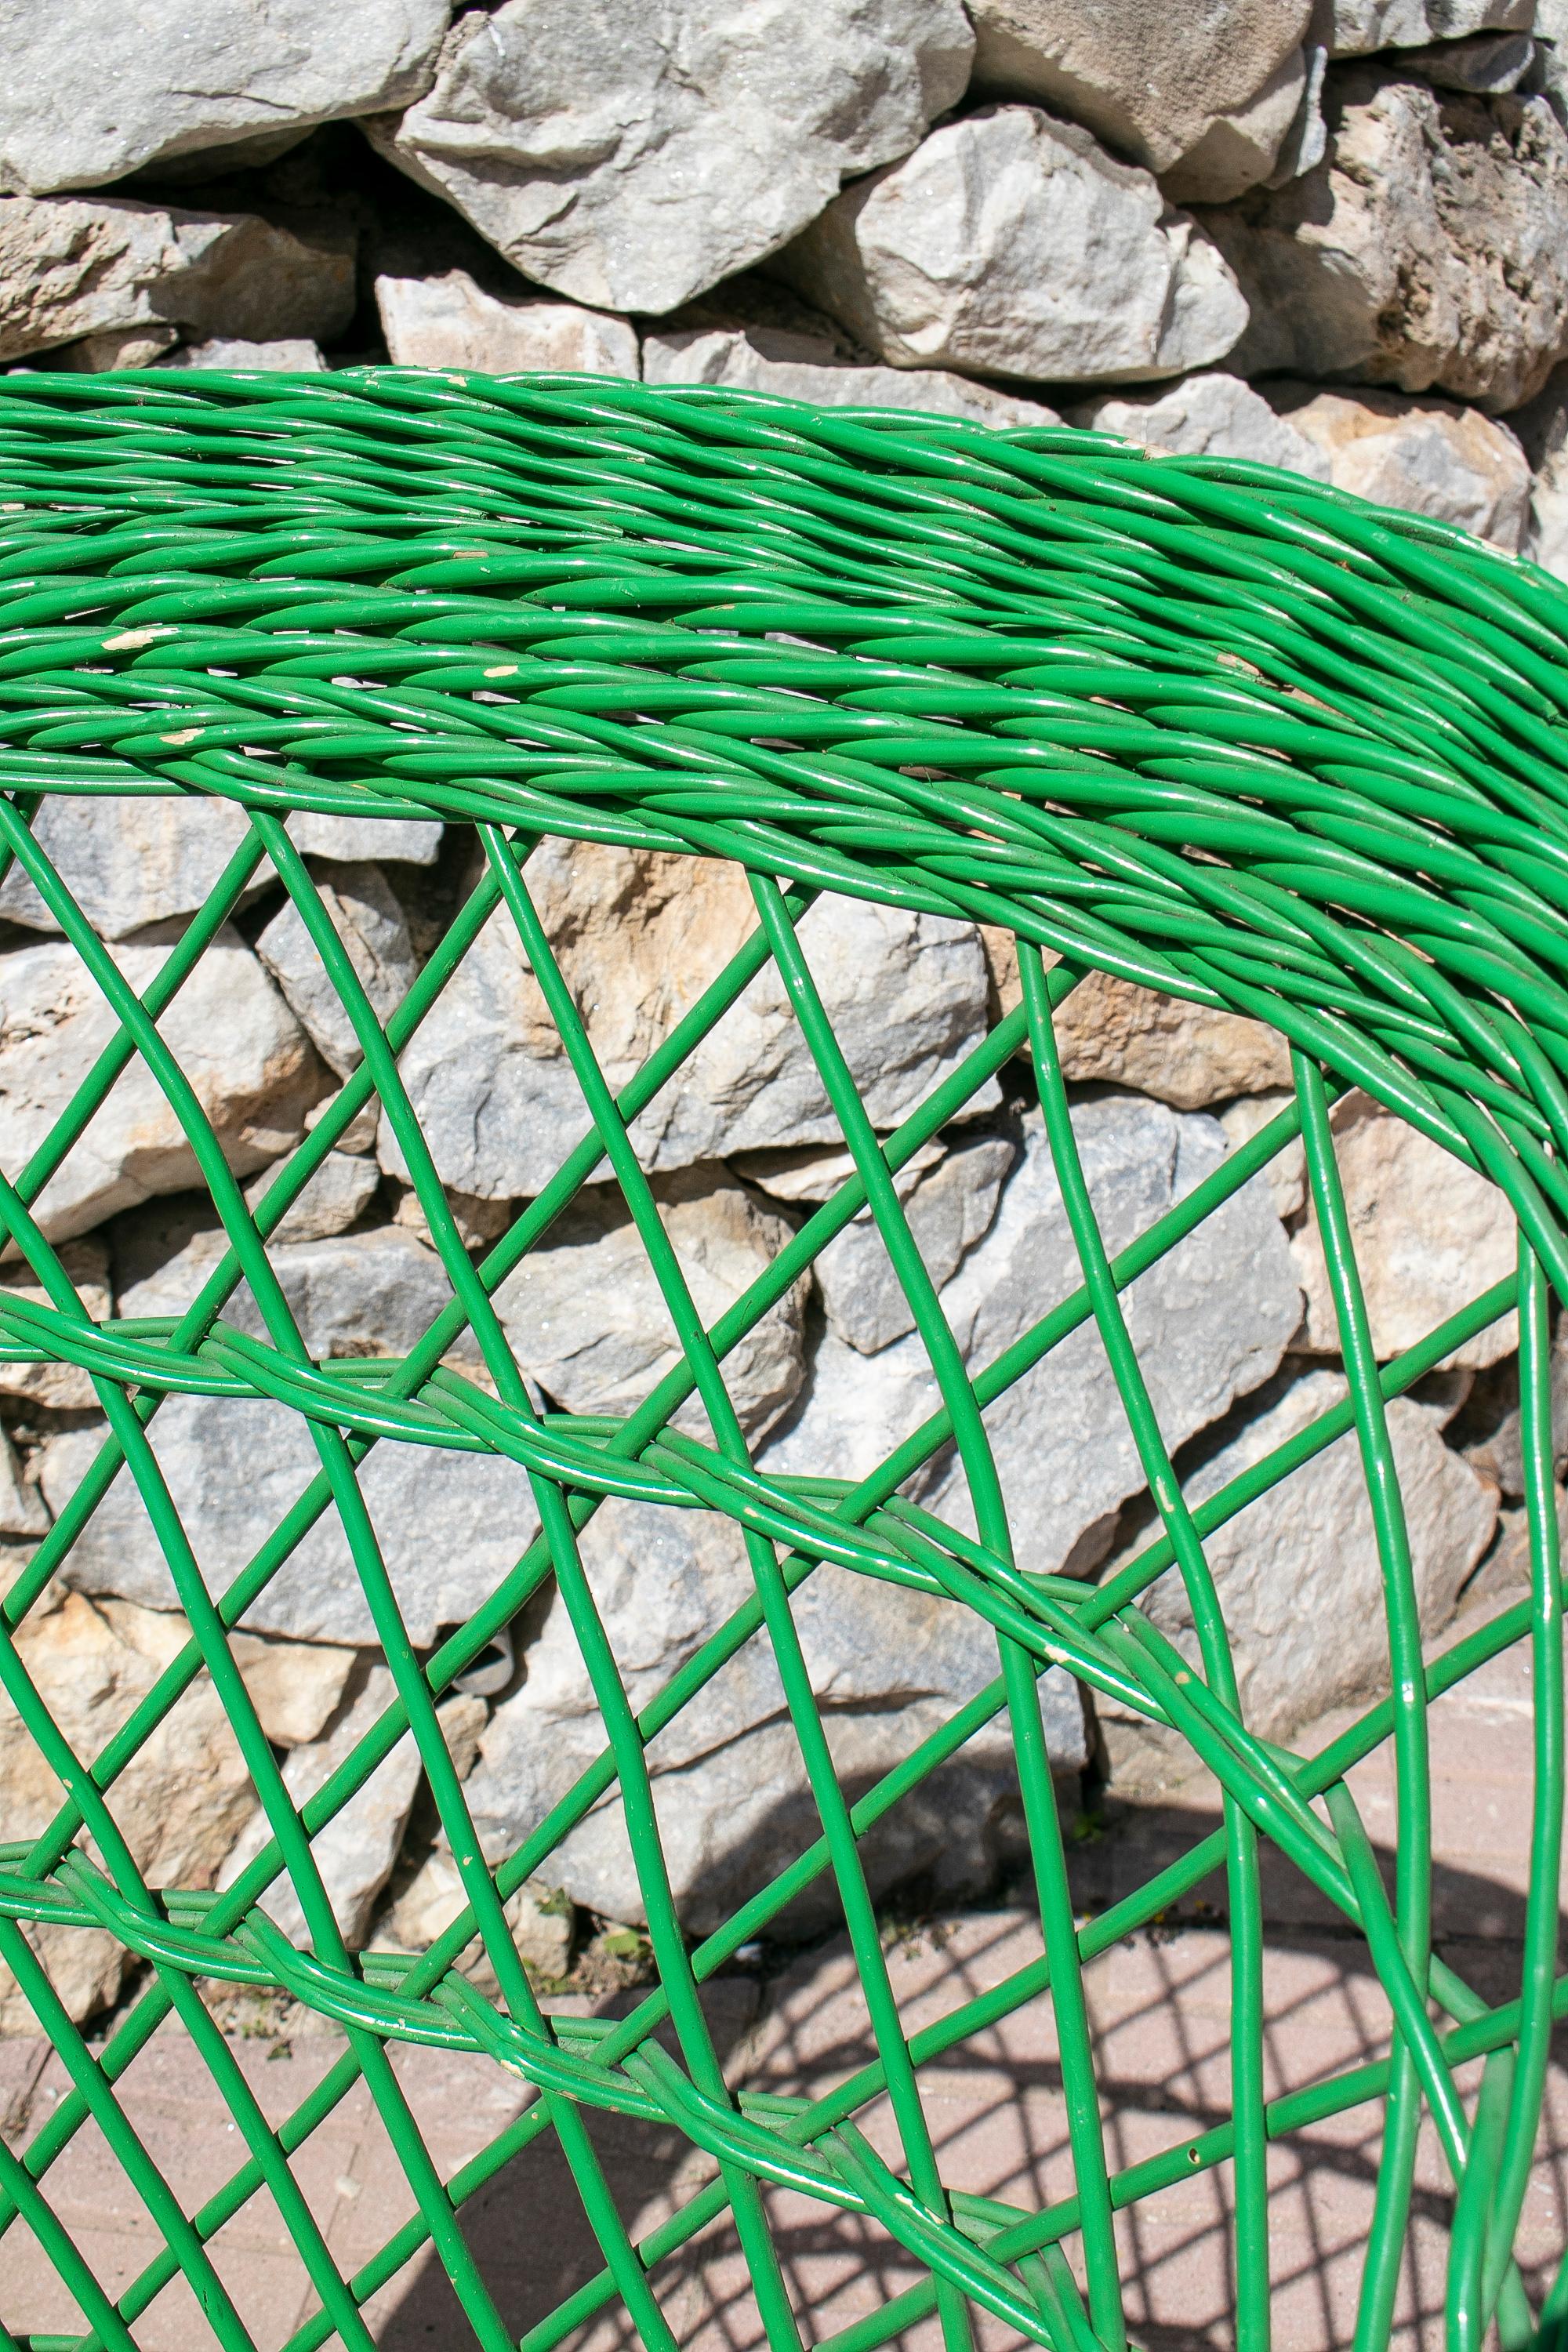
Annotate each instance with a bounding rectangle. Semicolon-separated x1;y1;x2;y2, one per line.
0;367;1563;2352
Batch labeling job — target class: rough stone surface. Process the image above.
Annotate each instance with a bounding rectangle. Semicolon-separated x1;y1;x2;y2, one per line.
167;336;326;369
244;1149;380;1246
0;1429;45;1539
0;927;325;1244
41;1210;540;1643
229;1630;358;1748
0;1589;257;2029
1196;67;1568;411
492;1166;810;1439
966;0;1313;201
1069;371;1331;472
1218;1088;1308;1221
289;812;443;866
1329;0;1533;53
218;1667;485;1949
380;843;997;1200
0;1237;111;1410
1130;1369;1498;1740
1400;27;1537;86
731;1138;946;1204
1274;383;1532;546
1462;1331;1568;1501
111;1203;465;1364
775;106;1249;385
1534;0;1568;117
42;1402;539;1646
464;1494;1086;1934
979;938;1293;1105
1057;971;1293;1107
377;269;637;376
307;1094;380;1160
383;1849;573;1987
1508;357;1568;574
0;797;256;939
1289;1099;1519;1367
391;1176;512;1254
255;862;418;1080
52;323;180;369
812;1132;1016;1354
367;0;974;315
642;325;1062;426
0;192;355;364
0;0;449;195
0;803;432;938
765;1097;1303;1582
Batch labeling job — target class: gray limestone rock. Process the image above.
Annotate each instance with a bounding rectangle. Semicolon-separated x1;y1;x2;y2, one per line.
0;797;257;939
773;106;1249;386
965;0;1314;201
463;1494;1087;1934
0;192;355;365
764;1097;1304;1581
376;270;638;376
491;1165;810;1439
1507;355;1568;574
1129;1368;1498;1739
289;813;443;866
0;1429;45;1540
1534;0;1568;118
255;863;418;1080
379;843;998;1200
167;337;326;369
218;1666;485;1949
1287;1098;1519;1369
0;927;326;1243
642;325;1062;427
0;803;430;941
0;0;449;194
111;1203;467;1364
42;1212;537;1643
812;1132;1017;1355
1330;0;1532;53
1196;65;1568;410
383;1850;573;1987
0;1237;111;1411
730;1138;946;1205
366;0;974;315
1218;1091;1308;1221
0;1589;258;2029
244;1149;381;1247
1396;27;1537;84
1069;371;1332;474
1274;384;1532;546
40;1403;539;1647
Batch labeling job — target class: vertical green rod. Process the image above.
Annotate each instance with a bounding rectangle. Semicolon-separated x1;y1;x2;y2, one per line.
1292;1051;1436;2352
1026;952;1270;2352
1478;1237;1562;2339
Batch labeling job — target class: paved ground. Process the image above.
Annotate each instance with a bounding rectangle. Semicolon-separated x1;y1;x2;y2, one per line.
2;1589;1563;2351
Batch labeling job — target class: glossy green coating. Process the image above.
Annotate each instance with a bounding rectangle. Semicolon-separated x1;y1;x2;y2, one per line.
0;367;1561;2350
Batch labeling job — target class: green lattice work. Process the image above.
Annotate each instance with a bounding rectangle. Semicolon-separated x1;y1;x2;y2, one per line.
0;366;1561;2352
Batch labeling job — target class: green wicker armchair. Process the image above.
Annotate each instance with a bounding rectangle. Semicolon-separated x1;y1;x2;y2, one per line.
0;368;1562;2352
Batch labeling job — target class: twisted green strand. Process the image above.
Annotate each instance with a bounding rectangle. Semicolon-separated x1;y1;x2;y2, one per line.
0;369;1562;2352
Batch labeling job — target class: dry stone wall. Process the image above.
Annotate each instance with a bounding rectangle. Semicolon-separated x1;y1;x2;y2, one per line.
0;0;1544;2008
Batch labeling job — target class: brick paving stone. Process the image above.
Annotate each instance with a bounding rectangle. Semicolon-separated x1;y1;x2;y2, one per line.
0;1591;1562;2348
